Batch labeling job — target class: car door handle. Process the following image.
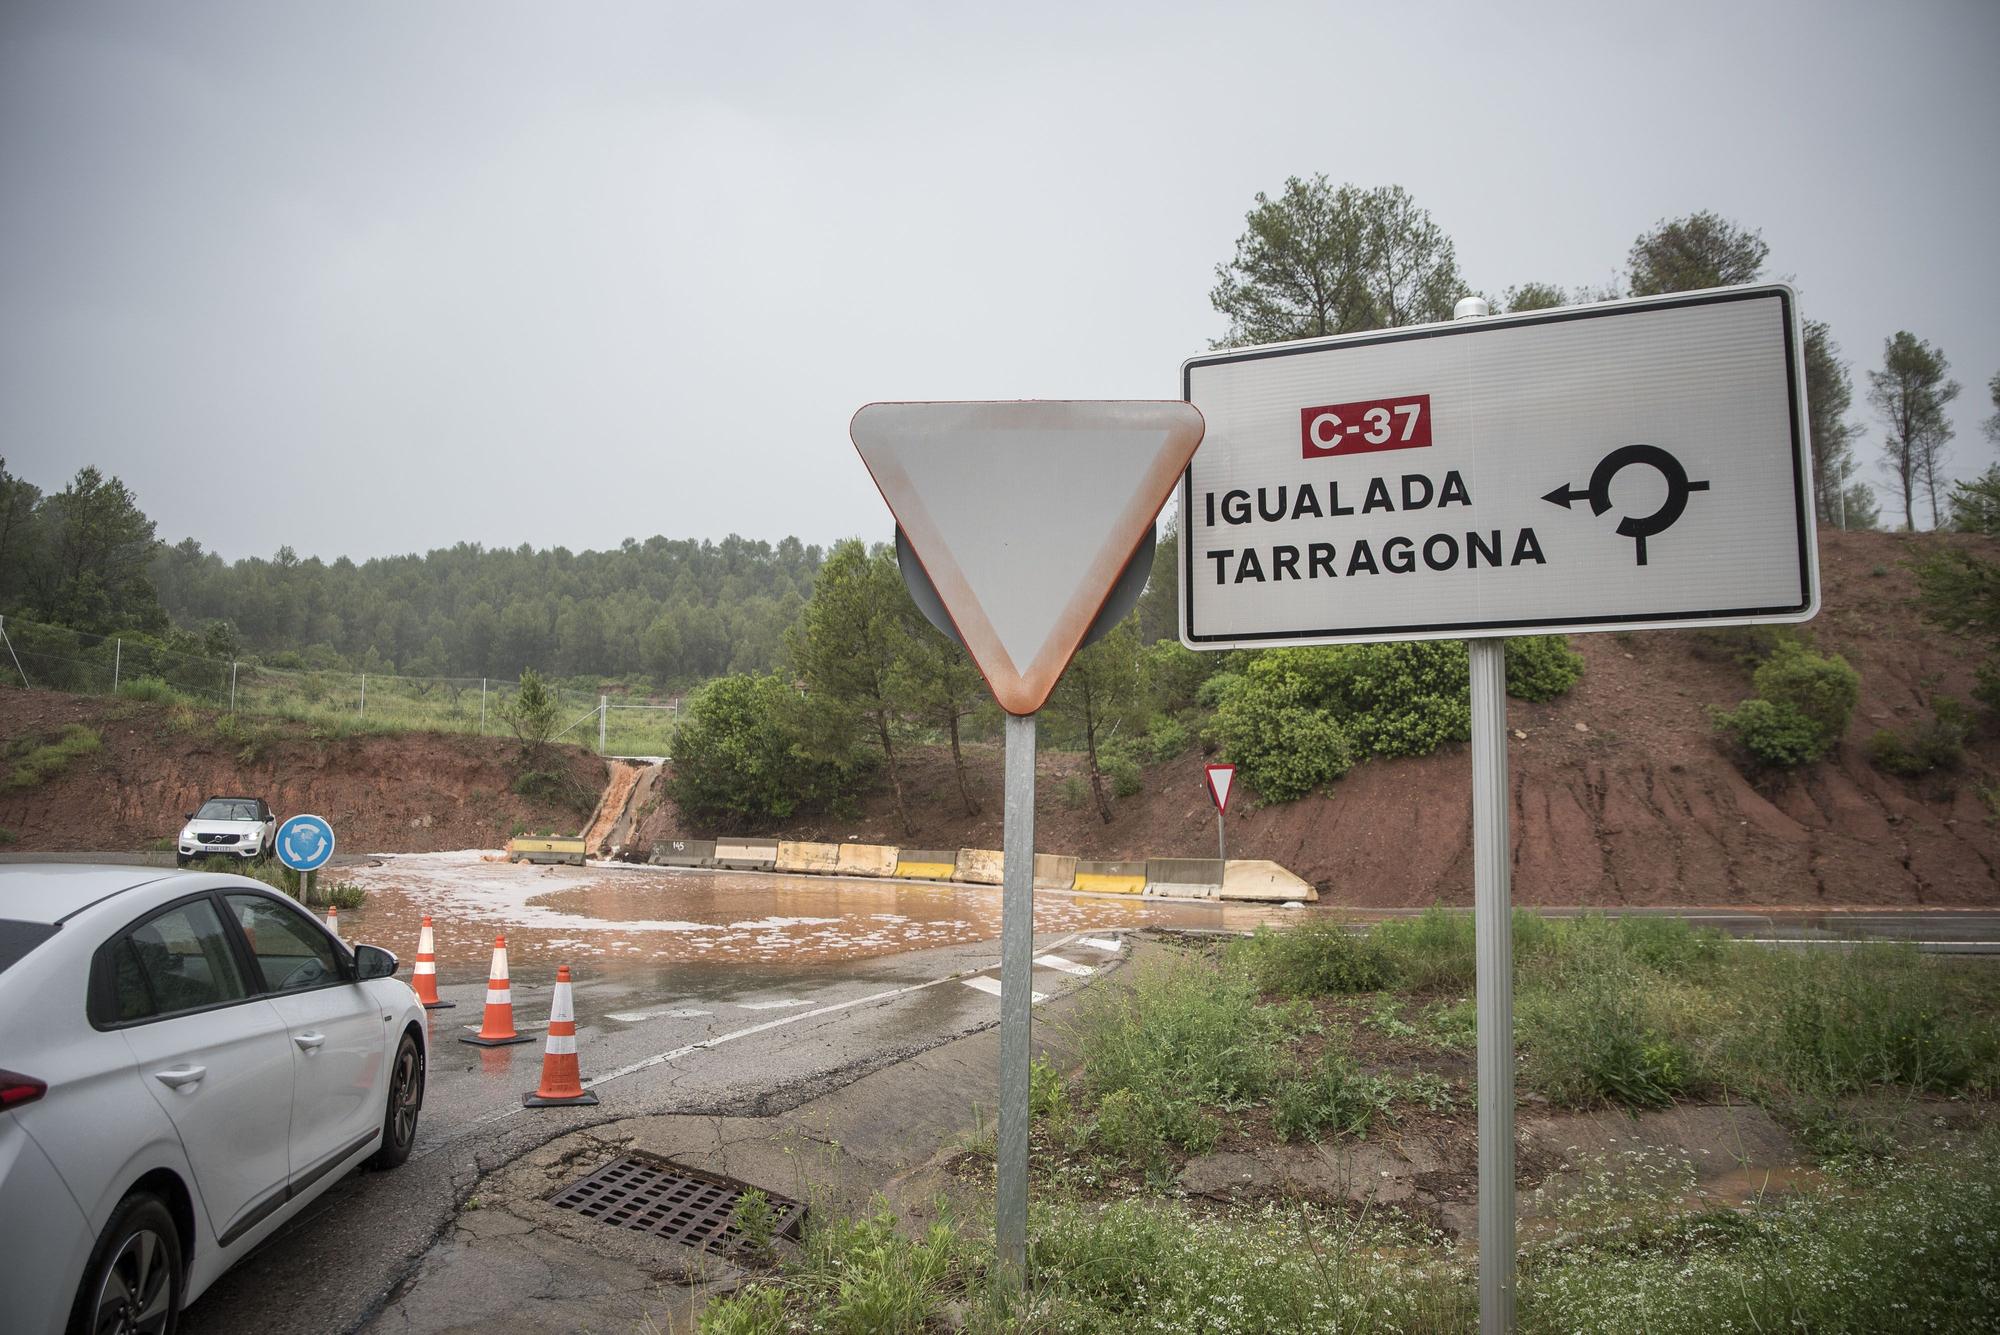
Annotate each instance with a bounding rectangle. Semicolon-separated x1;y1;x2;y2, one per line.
154;1065;206;1089
294;1032;326;1051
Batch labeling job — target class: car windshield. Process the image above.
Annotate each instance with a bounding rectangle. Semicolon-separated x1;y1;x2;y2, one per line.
0;919;60;975
196;799;260;822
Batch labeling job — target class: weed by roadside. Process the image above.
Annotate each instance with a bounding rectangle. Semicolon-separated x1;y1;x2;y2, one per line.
178;855;367;909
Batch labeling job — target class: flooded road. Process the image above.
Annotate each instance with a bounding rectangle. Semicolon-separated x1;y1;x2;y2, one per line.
339;850;1273;982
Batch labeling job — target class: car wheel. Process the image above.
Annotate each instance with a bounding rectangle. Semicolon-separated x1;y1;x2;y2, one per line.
369;1031;424;1170
67;1191;182;1335
173;855;187;868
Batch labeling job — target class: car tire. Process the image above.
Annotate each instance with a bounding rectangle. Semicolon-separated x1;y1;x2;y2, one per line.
369;1030;424;1171
174;855;187;868
67;1190;183;1335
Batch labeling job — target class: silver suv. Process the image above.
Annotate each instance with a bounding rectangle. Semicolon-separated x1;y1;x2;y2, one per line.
175;796;276;867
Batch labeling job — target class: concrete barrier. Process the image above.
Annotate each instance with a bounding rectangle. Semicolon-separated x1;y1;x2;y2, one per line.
954;848;1004;884
650;838;715;868
1220;859;1317;903
714;838;780;870
835;843;899;878
1145;857;1225;899
776;840;841;875
1033;854;1078;890
509;836;586;867
896;849;958;880
1073;859;1147;895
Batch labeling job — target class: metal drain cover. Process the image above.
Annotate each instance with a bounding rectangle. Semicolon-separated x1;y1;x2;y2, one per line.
547;1153;805;1256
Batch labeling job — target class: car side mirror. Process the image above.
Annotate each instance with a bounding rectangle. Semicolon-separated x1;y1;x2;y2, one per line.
184;812;194;820
354;945;399;981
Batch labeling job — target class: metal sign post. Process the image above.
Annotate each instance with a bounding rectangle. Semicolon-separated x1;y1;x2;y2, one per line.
852;400;1205;1287
1204;762;1235;866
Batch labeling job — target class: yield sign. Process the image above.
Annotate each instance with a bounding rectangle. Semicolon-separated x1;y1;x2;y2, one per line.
1204;763;1235;814
851;401;1205;714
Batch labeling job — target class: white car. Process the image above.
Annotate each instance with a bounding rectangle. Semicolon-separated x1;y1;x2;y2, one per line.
0;864;427;1335
175;796;278;867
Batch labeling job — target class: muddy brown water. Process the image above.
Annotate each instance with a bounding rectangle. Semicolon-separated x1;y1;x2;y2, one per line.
337;851;1278;981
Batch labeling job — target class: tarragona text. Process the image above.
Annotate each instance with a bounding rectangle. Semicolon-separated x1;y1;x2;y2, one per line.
1197;470;1546;584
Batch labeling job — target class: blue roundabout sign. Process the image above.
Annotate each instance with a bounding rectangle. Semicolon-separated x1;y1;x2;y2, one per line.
275;813;336;873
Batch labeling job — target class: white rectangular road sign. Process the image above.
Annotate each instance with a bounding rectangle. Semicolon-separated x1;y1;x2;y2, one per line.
1180;285;1817;648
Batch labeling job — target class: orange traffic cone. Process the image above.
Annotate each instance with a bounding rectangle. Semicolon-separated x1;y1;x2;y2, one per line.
459;935;534;1047
412;916;454;1010
523;966;597;1106
325;904;340;942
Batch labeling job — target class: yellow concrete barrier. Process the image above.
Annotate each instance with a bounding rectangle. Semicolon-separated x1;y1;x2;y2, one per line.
509;836;586;867
1073;859;1146;895
835;843;899;877
954;848;1004;884
776;840;841;875
1219;860;1317;902
1033;854;1078;890
896;849;958;880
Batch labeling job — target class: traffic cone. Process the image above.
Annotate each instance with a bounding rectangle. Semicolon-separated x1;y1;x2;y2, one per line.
325;904;340;942
523;966;597;1107
459;936;534;1047
412;916;454;1010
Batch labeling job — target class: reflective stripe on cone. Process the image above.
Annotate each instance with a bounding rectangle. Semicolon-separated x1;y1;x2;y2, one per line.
460;935;533;1047
413;915;455;1009
524;965;597;1107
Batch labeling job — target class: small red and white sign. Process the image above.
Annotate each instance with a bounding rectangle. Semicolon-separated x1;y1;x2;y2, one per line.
1204;763;1236;814
1300;393;1432;458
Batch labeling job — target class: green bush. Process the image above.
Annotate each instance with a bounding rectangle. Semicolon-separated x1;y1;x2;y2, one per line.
1715;642;1860;767
664;673;867;825
1140;713;1193;762
1865;699;1971;777
1504;635;1585;701
1272;1048;1395;1142
1234;919;1394;996
1713;698;1827;767
115;676;187;704
1101;747;1144;799
1519;969;1694;1108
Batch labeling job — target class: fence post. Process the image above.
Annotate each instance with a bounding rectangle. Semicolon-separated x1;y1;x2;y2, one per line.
480;678;487;734
359;673;366;718
113;639;122;693
598;694;608;754
230;662;238;713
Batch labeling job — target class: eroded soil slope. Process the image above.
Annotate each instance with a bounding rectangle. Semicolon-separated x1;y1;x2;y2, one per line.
637;529;2000;907
0;691;607;854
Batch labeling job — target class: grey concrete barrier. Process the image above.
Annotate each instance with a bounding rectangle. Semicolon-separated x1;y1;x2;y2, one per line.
954;848;1004;884
1219;859;1317;902
651;838;715;868
1032;854;1078;890
714;838;780;870
1145;858;1225;899
836;843;899;877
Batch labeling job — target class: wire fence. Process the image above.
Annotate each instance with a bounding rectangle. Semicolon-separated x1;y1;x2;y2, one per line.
0;614;677;756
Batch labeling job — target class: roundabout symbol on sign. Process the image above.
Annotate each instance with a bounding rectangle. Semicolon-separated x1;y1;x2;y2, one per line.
1543;444;1711;567
275;813;336;873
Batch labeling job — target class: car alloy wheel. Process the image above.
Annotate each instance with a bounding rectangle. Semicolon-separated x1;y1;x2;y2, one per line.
81;1195;181;1335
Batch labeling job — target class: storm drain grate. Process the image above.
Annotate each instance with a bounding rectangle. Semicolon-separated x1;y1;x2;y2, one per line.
547;1153;805;1256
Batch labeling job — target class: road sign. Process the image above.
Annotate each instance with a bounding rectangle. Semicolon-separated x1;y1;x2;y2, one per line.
275;814;336;873
853;400;1205;715
1204;763;1235;814
1180;285;1817;649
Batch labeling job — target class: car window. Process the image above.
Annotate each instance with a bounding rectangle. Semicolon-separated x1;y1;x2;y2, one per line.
0;919;60;975
227;894;344;993
196;800;260;821
114;900;250;1022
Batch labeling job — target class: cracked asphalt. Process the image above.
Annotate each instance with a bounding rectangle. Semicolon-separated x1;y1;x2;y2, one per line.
179;923;1129;1334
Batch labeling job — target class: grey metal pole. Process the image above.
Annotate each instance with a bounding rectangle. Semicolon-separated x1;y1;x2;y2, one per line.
113;639;121;693
480;678;487;734
0;616;30;688
997;710;1037;1286
1217;805;1227;866
598;694;608;754
359;673;366;718
230;661;238;713
1456;294;1515;1335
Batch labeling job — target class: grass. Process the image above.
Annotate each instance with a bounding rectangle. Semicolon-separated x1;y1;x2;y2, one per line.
178;855;367;909
697;1137;2000;1331
2;724;102;791
0;826;15;844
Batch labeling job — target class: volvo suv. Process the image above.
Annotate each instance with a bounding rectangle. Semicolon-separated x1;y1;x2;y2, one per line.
175;797;277;867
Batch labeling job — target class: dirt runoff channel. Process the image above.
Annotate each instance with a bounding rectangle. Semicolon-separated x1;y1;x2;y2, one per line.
339;851;1271;983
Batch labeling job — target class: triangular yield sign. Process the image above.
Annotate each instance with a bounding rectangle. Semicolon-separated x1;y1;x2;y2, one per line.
852;401;1205;715
1205;763;1235;814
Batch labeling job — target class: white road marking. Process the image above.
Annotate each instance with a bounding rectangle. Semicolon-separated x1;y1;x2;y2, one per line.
1034;954;1094;976
605;1008;713;1023
1080;937;1123;953
736;998;812;1010
962;975;1047;1003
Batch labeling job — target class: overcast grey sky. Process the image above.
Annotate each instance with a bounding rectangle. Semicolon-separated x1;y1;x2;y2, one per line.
4;1;1996;563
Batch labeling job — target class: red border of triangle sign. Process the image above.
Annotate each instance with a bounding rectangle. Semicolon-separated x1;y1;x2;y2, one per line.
1204;763;1235;815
